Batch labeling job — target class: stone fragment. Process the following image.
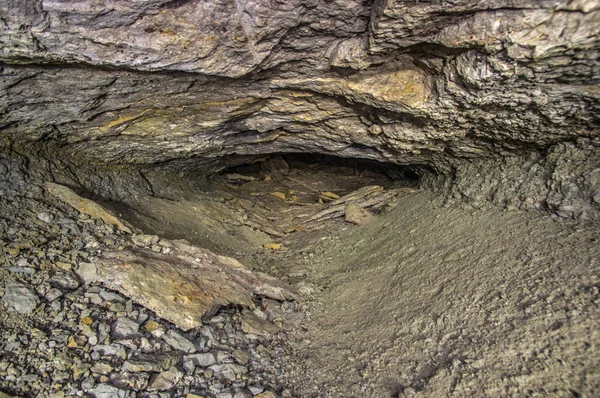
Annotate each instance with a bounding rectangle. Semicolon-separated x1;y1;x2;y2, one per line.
45;182;132;234
321;191;340;200
122;353;181;373
76;262;98;285
93;344;127;359
2;279;39;314
368;124;383;135
99;290;125;303
45;288;63;302
90;361;112;375
132;234;160;247
49;271;80;290
81;242;298;330
255;392;277;398
110;372;149;391
162;330;196;353
241;311;280;336
37;212;54;223
232;349;251;365
87;383;128;398
111;317;140;339
344;203;374;225
147;367;183;391
185;352;216;367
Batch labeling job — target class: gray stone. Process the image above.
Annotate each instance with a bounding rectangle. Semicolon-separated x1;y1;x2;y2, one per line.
37;212;54;223
122;353;181;373
87;383;128;398
184;352;216;368
2;279;39;314
49;271;80;290
45;288;63;302
111;317;140;339
147;367;183;391
162;330;196;354
232;350;251;365
110;372;150;391
93;344;127;359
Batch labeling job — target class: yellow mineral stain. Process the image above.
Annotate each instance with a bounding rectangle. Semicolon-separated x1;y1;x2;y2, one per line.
270;192;286;200
321;191;340;199
98;109;152;132
347;69;429;107
264;243;283;251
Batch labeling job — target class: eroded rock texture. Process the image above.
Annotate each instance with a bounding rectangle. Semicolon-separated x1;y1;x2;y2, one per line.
1;0;599;219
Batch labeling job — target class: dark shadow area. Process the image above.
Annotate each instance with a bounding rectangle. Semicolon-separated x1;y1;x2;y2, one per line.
218;152;426;189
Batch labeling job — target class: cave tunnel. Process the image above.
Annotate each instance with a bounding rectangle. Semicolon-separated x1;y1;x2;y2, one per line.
0;1;599;397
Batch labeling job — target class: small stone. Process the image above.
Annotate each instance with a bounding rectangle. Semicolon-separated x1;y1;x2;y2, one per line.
241;312;280;336
145;320;160;332
87;383;128;398
55;261;73;271
2;279;39;314
132;234;160;247
368;124;383;135
233;391;252;398
162;330;196;353
255;392;277;398
90;362;113;375
110;372;150;391
37;212;54;223
147;367;183;391
122;353;181;373
45;288;63;302
93;344;127;359
81;316;94;325
187;394;205;398
248;386;264;395
344;203;374;225
111;317;140;339
100;290;125;303
75;262;98;285
185;352;216;367
320;191;340;200
183;360;196;374
49;271;80;290
232;350;251;365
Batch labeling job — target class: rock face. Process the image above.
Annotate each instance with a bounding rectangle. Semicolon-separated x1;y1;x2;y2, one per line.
0;0;599;219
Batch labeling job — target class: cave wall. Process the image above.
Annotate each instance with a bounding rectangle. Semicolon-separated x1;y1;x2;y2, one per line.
1;0;599;219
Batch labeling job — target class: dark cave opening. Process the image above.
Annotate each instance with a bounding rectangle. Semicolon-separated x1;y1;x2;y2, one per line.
215;152;427;191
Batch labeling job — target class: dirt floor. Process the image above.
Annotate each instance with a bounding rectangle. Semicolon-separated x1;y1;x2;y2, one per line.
114;156;600;397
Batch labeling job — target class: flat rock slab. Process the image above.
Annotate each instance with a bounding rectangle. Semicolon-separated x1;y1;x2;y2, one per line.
77;240;299;331
46;182;133;234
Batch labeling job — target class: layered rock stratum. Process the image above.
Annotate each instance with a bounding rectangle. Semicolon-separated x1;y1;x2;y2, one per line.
1;0;598;219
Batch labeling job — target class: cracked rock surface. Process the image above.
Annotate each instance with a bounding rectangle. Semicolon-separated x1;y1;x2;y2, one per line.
0;1;600;397
0;0;598;219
